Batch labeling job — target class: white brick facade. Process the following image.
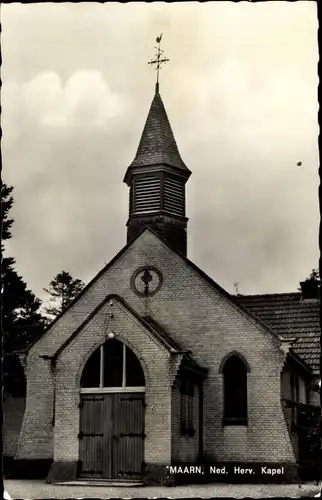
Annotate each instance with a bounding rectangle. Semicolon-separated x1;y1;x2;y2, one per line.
16;229;296;479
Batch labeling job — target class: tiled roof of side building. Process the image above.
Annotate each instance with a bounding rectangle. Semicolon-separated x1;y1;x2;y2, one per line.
235;292;320;372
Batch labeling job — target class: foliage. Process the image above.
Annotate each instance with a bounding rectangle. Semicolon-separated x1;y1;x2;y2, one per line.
1;183;46;396
43;270;85;319
306;269;320;281
298;268;320;292
1;184;14;242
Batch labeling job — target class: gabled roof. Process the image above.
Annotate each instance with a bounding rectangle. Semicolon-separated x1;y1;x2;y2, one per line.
43;294;183;361
23;226;282;355
126;91;190;174
24;226;318;377
236;293;320;372
142;315;183;352
21;233;151;354
180;352;208;380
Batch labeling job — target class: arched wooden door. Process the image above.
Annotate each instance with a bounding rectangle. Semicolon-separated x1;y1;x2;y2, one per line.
78;339;145;480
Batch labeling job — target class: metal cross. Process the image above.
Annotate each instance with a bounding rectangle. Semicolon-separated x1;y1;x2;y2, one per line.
148;34;170;92
141;269;153;296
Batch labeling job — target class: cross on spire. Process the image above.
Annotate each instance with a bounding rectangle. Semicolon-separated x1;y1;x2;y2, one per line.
148;34;170;94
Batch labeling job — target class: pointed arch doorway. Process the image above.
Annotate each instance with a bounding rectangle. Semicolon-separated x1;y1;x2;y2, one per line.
78;339;146;480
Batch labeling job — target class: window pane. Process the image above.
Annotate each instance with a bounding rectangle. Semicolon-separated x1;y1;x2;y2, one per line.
295;376;300;402
103;339;123;387
80;348;101;388
290;373;295;401
181;393;188;433
180;379;194;396
223;355;247;420
188;394;194;429
224;376;236;418
125;346;145;386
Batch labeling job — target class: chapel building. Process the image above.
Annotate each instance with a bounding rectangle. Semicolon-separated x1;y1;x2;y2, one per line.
7;81;320;484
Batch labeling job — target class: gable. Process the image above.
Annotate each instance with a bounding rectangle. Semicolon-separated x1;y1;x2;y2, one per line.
51;294;182;361
55;294;174;371
27;228;283;372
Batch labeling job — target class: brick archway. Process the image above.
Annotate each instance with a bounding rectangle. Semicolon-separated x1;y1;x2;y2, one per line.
78;339;146;480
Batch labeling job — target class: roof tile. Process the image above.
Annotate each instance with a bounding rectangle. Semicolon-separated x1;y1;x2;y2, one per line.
236;293;320;371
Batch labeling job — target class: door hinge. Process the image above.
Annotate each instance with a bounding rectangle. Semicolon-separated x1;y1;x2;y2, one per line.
78;431;103;439
119;432;146;438
81;469;103;475
83;397;104;402
120;396;144;402
118;470;142;476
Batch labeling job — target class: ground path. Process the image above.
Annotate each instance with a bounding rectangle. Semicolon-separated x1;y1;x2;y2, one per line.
4;479;320;499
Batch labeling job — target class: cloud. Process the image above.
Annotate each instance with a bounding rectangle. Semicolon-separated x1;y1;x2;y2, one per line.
3;71;126;137
1;2;319;299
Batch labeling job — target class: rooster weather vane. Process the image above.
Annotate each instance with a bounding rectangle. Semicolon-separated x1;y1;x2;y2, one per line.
148;34;170;94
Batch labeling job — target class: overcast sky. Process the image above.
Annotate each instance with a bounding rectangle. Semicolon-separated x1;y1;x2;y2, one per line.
2;2;319;303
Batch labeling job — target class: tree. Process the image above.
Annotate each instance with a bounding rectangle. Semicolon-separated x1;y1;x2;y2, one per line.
1;183;46;396
306;269;320;281
298;268;320;292
2;184;14;241
43;271;85;319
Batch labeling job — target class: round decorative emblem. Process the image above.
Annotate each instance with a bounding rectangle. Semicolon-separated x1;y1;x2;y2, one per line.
131;266;163;297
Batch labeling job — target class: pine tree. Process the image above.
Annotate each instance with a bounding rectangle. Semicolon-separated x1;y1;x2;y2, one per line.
1;183;46;396
2;184;14;241
43;271;85;320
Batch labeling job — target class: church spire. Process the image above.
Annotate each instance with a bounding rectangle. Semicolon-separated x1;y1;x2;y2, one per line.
123;37;191;256
125;91;190;175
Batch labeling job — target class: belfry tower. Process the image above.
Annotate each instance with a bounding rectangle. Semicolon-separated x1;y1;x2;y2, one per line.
123;36;191;256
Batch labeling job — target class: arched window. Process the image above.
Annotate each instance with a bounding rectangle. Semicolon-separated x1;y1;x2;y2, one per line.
222;354;248;425
80;339;145;390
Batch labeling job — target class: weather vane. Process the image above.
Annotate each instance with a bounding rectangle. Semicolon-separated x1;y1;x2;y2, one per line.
148;34;170;94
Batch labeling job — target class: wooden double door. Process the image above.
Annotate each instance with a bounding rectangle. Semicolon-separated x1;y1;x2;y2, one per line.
78;392;145;479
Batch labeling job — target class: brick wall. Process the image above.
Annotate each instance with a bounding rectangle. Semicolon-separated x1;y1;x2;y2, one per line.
3;396;25;457
15;356;54;460
130;232;295;463
21;229;296;466
54;298;172;465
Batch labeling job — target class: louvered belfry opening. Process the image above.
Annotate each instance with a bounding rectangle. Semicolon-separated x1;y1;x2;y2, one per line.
133;175;161;214
163;174;185;217
124;90;191;256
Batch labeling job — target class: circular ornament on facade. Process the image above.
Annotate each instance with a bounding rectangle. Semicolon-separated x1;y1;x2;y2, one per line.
131;266;163;297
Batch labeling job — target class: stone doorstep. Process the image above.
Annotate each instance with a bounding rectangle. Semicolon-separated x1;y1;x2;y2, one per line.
54;480;146;487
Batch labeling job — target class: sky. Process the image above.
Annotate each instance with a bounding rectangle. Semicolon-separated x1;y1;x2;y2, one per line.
1;1;319;304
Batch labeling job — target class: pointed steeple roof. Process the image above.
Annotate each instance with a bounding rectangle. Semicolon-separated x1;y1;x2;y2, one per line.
128;90;190;173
